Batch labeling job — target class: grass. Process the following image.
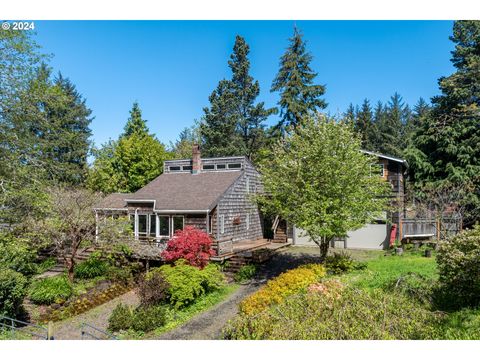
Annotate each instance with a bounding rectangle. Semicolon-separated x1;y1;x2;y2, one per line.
285;246;382;262
341;251;438;291
118;283;239;339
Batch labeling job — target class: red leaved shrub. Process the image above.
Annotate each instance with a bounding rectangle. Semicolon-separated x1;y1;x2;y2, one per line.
161;226;215;268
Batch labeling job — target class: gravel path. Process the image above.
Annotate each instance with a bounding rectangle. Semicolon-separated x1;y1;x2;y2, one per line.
157;283;260;340
51;290;139;340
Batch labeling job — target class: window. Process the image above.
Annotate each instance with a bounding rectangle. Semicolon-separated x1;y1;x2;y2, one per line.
228;163;241;169
159;216;169;237
220;215;225;234
246;213;250;230
379;164;385;177
149;214;156;236
172;216;184;235
246;177;250;193
216;164;226;169
208;215;213;234
137;214;147;234
203;164;215;170
169;166;181;171
182;165;192;171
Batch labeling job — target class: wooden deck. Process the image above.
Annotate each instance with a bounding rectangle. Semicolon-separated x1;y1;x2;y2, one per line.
210;238;290;261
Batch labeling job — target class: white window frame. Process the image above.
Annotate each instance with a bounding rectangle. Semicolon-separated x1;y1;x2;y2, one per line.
220;215;225;234
379;164;385;177
246;177;250;193
171;215;184;237
158;215;170;238
246;213;250;230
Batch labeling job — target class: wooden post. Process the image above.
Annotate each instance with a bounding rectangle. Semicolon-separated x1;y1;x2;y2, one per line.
47;321;54;340
398;219;403;245
436;219;441;241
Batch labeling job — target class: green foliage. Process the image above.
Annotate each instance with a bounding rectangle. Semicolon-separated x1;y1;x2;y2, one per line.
436;226;480;309
258;115;390;259
0;233;38;276
225;286;441;340
108;303;133;332
122;101;149;138
157;260;226;309
406;21;480;220
131;306;166;332
74;257;109;279
200;35;275;159
438;308;480;340
87;123;171;193
138;271;169;307
0;268;28;317
106;267;134;286
108;303;166;333
28;276;73;305
234;264;257;283
271;27;326;134
325;251;357;274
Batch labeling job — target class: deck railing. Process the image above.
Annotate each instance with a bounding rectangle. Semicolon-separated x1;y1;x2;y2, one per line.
0;316;50;340
81;322;117;340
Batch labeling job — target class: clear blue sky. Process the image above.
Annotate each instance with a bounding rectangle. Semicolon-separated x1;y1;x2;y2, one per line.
33;20;455;148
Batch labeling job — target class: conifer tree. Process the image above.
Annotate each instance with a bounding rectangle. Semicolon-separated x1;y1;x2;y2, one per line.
354;99;376;151
122;102;149;137
271;27;327;134
407;21;480;222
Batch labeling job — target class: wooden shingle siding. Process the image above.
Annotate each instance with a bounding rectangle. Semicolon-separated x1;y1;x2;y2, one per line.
185;214;207;232
216;160;264;244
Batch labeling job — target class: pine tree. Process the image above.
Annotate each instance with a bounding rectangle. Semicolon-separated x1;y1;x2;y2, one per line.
354;99;376;151
122;102;149;137
271;27;327;134
228;35;276;159
344;103;357;125
407;21;480;222
200;80;243;157
200;36;274;159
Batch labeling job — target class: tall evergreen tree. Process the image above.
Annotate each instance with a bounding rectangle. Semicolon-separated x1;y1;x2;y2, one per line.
200;80;243;157
271;27;327;134
201;36;274;159
122;102;149;137
228;35;276;159
407;21;480;222
344;103;357;125
354;99;376;151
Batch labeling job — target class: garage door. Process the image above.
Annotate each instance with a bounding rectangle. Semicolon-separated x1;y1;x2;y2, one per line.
293;224;388;250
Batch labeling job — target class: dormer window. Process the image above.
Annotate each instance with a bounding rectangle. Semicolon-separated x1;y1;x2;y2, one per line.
216;164;226;170
182;165;192;171
202;164;215;170
228;163;241;169
169;166;181;171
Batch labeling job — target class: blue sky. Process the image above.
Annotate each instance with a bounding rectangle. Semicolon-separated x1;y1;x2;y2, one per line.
33;20;455;148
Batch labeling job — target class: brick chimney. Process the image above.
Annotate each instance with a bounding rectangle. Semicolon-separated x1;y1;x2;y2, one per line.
192;144;201;174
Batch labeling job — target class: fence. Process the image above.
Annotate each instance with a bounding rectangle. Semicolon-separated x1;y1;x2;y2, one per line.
81;322;117;340
0;316;51;340
399;217;461;242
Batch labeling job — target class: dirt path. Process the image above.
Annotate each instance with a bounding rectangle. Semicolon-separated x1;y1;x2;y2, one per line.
157;283;260;340
51;290;140;340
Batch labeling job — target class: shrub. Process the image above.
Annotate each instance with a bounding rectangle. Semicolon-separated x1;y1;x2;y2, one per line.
436;226;480;309
74;257;109;279
0;269;28;317
225;286;441;340
107;267;133;286
28;276;73;305
131;306;166;332
158;259;226;308
137;271;169;307
108;303;166;333
108;303;133;332
0;234;38;276
324;251;355;274
234;264;257;283
161;226;215;268
386;272;435;306
239;264;326;315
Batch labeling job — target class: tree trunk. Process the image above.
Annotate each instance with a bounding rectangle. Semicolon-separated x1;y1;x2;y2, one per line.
319;237;330;262
66;257;75;282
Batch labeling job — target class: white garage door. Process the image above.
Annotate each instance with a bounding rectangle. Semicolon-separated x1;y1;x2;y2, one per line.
293;224;388;250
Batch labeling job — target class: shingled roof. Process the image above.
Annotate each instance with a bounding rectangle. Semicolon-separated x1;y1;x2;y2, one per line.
94;193;134;210
130;171;242;212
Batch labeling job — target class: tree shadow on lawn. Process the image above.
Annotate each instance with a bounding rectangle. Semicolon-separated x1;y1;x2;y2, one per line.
256;251;322;281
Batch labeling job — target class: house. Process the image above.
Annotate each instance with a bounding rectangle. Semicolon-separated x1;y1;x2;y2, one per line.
292;150;408;250
94;145;267;259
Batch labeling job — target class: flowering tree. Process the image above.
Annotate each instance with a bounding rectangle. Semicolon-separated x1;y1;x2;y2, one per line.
161;226;215;268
